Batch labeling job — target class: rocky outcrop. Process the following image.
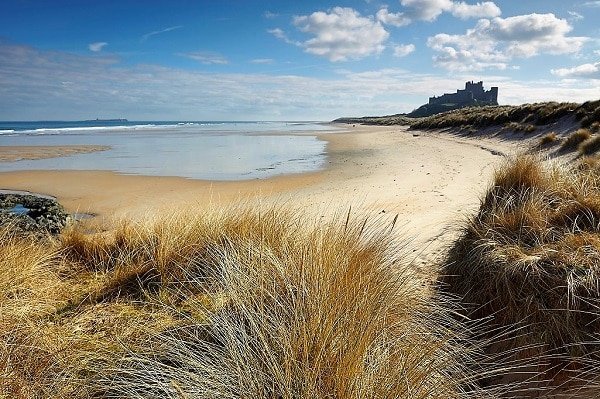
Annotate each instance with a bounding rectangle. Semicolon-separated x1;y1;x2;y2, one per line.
0;193;69;234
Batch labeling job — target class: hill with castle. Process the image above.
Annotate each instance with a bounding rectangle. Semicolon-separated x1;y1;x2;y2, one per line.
333;81;499;124
407;81;498;117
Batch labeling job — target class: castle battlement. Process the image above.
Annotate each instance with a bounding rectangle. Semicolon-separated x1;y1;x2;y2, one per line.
428;81;498;106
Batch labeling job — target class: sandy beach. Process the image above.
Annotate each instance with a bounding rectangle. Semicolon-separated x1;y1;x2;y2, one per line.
0;145;110;162
0;125;517;255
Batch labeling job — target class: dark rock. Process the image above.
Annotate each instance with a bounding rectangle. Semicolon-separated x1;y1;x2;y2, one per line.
0;193;70;234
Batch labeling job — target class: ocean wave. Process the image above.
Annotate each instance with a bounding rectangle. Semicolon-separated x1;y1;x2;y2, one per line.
0;121;332;137
8;124;186;135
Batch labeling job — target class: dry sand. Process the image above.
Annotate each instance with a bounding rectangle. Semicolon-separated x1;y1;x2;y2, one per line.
0;125;518;256
0;145;110;162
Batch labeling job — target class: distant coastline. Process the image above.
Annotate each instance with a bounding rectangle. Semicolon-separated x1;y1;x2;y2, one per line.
84;118;128;122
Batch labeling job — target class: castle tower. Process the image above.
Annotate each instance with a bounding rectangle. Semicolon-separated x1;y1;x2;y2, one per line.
465;81;485;98
489;87;499;103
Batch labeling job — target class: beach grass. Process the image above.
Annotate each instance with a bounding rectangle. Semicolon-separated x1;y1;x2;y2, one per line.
410;102;580;130
579;136;600;156
0;207;486;398
441;155;600;393
537;132;560;148
560;129;592;152
334;100;600;133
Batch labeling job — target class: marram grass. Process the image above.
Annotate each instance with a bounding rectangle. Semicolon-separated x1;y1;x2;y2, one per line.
442;155;600;395
1;207;488;398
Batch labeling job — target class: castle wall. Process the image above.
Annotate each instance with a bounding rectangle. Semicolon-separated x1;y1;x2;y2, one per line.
428;81;498;105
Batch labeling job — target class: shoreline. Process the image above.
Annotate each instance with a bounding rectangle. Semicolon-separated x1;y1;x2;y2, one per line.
0;125;519;256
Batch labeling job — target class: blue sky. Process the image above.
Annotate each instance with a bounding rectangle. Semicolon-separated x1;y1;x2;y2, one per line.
1;0;599;121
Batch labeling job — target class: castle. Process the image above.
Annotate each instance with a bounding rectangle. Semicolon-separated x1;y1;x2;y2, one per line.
407;81;499;117
428;81;498;106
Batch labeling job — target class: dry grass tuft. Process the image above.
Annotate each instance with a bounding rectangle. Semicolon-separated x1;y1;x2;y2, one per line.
1;207;488;398
505;122;537;133
577;100;600;129
560;129;592;152
0;228;75;398
410;102;579;130
538;132;559;148
92;211;484;399
579;135;600;156
442;155;600;393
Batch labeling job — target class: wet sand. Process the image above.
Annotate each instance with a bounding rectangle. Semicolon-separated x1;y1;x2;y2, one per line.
0;145;110;162
0;125;518;255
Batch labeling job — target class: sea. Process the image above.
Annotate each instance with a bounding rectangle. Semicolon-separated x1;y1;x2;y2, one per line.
0;121;341;180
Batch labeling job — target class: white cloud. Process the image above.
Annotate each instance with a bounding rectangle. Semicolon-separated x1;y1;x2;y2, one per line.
582;1;600;7
428;13;588;71
273;3;501;61
141;25;183;42
449;1;502;19
2;42;599;121
267;28;299;45
552;62;600;78
88;42;107;52
568;11;584;21
399;0;501;22
393;44;416;57
250;58;274;64
290;7;389;62
400;0;452;21
376;7;411;27
179;52;228;65
264;11;279;18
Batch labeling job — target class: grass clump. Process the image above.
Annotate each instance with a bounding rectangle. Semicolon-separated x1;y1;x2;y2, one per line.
579;135;600;156
442;156;600;392
410;102;579;130
333;114;416;125
538;132;560;148
560;129;592;152
1;207;486;398
505;122;537;133
576;100;600;129
336;100;600;131
0;229;73;398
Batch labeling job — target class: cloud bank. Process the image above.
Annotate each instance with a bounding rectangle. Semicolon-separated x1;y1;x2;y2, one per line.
1;42;598;121
271;2;502;62
552;62;600;79
428;13;587;71
400;0;501;22
375;0;501;26
291;7;389;62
